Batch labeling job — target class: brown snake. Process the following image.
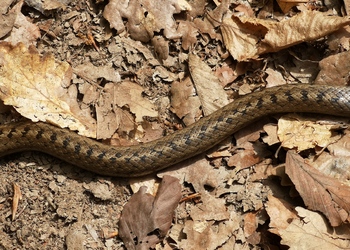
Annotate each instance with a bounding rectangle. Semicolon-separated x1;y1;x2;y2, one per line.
1;84;350;177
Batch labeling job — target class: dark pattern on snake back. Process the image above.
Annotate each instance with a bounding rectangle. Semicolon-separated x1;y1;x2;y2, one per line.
1;84;350;177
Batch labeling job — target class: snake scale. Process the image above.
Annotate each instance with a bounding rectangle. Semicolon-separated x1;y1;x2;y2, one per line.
1;84;350;177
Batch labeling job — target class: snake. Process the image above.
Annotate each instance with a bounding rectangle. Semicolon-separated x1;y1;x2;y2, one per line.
1;84;350;177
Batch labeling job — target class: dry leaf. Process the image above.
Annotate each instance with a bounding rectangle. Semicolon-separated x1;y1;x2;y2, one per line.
228;120;271;170
73;61;121;83
243;212;260;244
280;207;350;249
118;175;181;250
260;11;350;53
214;64;239;86
315;51;350;86
265;67;286;87
262;124;279;146
114;81;158;123
276;0;306;13
221;17;260;61
12;183;22;221
192;0;229;40
4;1;40;45
103;0;191;42
278;114;344;152
221;10;350;61
188;53;229;115
286;151;350;226
179;218;238;250
0;42;96;137
170;77;201;125
0;1;16;39
176;20;198;50
266;195;298;235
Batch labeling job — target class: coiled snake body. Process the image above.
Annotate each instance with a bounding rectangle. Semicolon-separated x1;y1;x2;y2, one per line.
1;84;350;177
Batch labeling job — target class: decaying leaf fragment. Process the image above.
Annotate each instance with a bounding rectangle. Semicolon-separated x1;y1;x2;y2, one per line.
286;151;350;226
221;10;350;61
0;42;96;137
119;175;181;250
170;77;201;126
12;183;22;221
103;0;191;42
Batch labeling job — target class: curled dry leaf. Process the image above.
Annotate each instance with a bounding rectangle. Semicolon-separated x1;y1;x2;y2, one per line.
118;175;181;250
221;17;260;61
0;42;96;137
286;151;350;226
221;10;350;61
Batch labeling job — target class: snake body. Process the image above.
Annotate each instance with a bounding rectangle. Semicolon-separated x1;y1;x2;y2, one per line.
1;84;350;177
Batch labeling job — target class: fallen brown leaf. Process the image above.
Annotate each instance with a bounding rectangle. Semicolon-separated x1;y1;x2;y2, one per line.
280;207;350;249
118;175;181;250
0;42;96;137
3;1;40;45
315;51;350;86
286;151;350;226
170;77;201;126
188;53;229;116
221;10;350;61
103;0;191;42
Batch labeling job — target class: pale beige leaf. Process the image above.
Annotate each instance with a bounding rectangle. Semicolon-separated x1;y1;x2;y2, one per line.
275;0;305;14
319;155;350;179
0;1;16;39
286;151;350;226
74;61;121;83
95;81;157;140
188;53;229;115
262;124;279;146
278;114;343;152
0;42;96;137
177;214;239;250
95;82;138;140
280;207;350;249
113;81;158;123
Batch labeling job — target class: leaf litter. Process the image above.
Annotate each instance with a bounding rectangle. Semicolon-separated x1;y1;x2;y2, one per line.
0;0;350;249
